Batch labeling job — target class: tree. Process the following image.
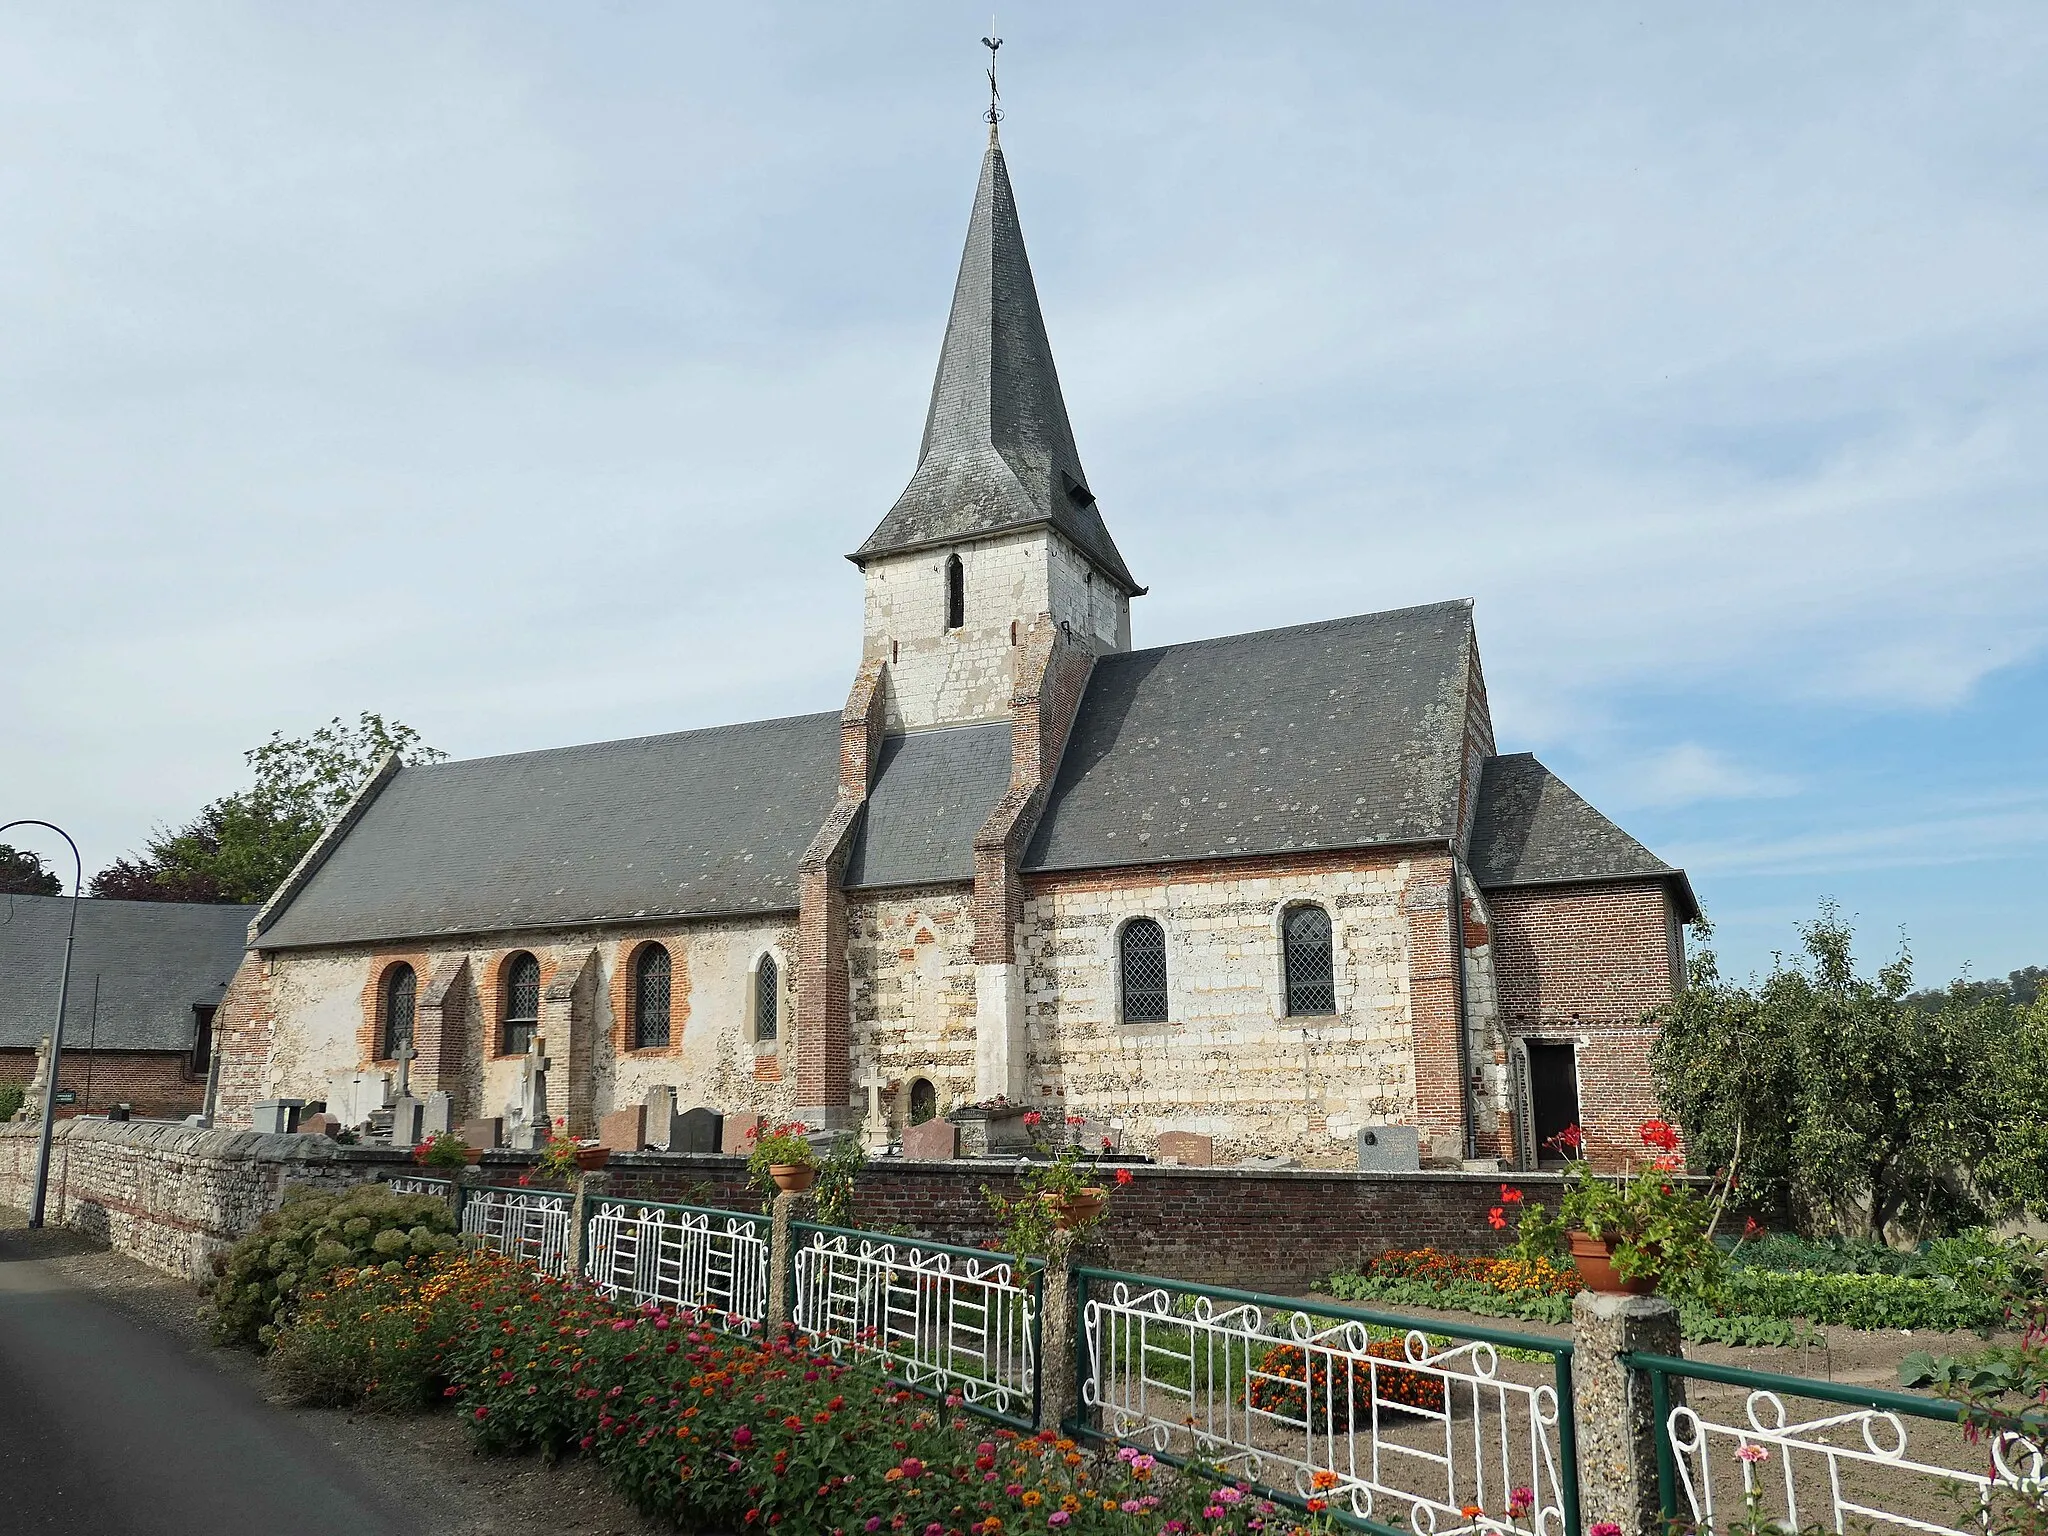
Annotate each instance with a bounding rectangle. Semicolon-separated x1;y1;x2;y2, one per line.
1977;992;2048;1221
1655;903;2000;1241
89;714;445;906
0;844;64;896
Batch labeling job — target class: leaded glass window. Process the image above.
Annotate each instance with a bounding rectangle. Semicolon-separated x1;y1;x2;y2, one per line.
1283;905;1336;1016
945;554;965;631
1119;919;1168;1024
755;955;779;1042
633;945;672;1050
382;964;415;1060
502;952;540;1055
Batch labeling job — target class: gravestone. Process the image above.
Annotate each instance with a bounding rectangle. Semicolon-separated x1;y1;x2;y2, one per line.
1153;1130;1213;1167
674;1107;723;1155
1067;1115;1121;1154
1355;1125;1421;1172
721;1112;762;1156
643;1086;683;1150
389;1096;425;1147
421;1092;454;1139
461;1116;504;1150
302;1112;341;1140
506;1033;551;1151
901;1116;959;1161
599;1105;647;1153
250;1099;304;1135
328;1072;390;1129
856;1067;894;1153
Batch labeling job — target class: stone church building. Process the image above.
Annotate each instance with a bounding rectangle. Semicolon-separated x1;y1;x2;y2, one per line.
214;127;1698;1171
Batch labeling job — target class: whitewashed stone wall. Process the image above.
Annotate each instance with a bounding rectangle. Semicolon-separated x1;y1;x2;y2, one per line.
1020;858;1424;1167
846;887;981;1133
862;528;1130;732
249;913;801;1133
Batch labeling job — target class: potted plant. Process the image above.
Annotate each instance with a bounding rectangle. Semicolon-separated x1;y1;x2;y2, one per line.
985;1109;1134;1255
1550;1119;1718;1295
529;1118;608;1184
411;1132;479;1169
746;1121;819;1194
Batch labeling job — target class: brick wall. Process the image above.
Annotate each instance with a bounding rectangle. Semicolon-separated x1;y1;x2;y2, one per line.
0;1047;203;1120
1486;880;1680;1169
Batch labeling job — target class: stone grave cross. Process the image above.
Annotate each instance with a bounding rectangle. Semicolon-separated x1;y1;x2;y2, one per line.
509;1032;551;1150
391;1039;417;1101
856;1066;892;1152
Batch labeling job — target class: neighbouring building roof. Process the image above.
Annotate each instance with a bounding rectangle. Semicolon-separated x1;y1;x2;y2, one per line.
1023;601;1480;873
253;713;844;950
1467;752;1701;922
850;130;1140;595
843;722;1014;891
0;895;255;1052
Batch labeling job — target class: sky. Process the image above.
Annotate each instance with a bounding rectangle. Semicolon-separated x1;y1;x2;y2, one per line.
5;3;2045;988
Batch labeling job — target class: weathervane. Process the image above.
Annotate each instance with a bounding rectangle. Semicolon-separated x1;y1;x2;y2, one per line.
981;28;1003;127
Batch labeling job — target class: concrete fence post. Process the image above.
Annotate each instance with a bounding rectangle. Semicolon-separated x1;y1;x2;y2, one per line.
1036;1232;1080;1433
768;1189;811;1329
570;1170;609;1279
1570;1292;1685;1536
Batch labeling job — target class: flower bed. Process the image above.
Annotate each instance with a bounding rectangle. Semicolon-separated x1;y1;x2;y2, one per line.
269;1252;1369;1534
1247;1339;1447;1421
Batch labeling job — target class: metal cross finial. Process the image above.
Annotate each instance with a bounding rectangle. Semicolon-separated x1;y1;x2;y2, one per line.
981;29;1003;127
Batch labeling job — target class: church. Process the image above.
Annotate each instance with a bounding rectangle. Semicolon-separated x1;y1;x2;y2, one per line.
214;123;1698;1173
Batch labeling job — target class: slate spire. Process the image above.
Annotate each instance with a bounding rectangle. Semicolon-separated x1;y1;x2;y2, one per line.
852;126;1140;594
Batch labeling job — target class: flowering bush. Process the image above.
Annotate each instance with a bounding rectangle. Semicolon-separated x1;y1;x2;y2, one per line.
271;1249;1388;1534
986;1111;1134;1256
210;1183;459;1347
1247;1340;1446;1421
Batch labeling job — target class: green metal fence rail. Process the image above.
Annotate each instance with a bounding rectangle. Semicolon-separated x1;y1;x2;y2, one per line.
1073;1266;1580;1536
1624;1351;2047;1536
789;1220;1044;1430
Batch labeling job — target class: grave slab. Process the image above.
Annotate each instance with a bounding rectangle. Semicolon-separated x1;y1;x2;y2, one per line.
460;1116;503;1150
421;1092;454;1139
901;1117;959;1161
1355;1125;1421;1172
599;1105;647;1153
675;1107;723;1155
643;1086;683;1150
1153;1130;1213;1167
721;1112;763;1156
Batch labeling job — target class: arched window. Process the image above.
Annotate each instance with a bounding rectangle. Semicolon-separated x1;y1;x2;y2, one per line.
754;954;779;1042
944;554;965;631
909;1077;938;1127
1282;905;1336;1016
633;945;672;1050
381;964;416;1060
1119;919;1168;1024
502;952;540;1055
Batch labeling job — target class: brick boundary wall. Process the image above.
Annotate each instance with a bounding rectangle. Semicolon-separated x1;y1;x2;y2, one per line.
4;1124;1734;1296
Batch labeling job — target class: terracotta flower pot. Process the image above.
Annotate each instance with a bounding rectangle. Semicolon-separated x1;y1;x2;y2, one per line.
574;1146;612;1172
770;1163;817;1193
1568;1230;1655;1295
1042;1188;1107;1229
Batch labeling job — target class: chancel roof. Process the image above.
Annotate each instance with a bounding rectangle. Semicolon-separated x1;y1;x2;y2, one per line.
851;130;1139;595
0;895;255;1051
1467;753;1701;922
254;713;844;950
1023;602;1480;872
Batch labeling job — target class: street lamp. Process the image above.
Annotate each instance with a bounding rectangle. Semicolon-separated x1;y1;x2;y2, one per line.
2;819;82;1229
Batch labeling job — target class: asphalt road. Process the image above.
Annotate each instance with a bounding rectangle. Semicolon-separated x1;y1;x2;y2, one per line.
0;1227;419;1534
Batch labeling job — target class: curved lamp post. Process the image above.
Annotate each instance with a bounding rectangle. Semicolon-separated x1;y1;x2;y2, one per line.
2;819;82;1229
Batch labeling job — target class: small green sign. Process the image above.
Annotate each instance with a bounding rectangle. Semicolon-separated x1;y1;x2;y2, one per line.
53;1090;77;1105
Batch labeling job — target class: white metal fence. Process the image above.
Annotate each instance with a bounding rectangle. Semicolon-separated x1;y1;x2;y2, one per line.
792;1224;1040;1426
460;1184;574;1278
585;1200;771;1330
1079;1272;1572;1536
1668;1391;2047;1536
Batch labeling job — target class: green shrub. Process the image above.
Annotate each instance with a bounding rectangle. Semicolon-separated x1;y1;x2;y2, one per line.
1720;1268;2003;1331
211;1183;458;1348
0;1080;25;1122
268;1256;464;1410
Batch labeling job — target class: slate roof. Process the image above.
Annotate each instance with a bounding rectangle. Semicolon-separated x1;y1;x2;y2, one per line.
843;723;1015;891
254;713;844;950
1024;602;1479;872
1467;753;1700;921
851;130;1140;595
0;895;255;1052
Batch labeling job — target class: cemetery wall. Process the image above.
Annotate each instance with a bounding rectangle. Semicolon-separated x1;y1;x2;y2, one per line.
1016;851;1428;1167
0;1117;403;1282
